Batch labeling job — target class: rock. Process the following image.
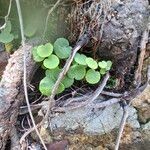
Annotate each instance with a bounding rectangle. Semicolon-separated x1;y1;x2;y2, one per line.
97;0;149;88
50;103;140;135
142;121;150;130
46;140;68;150
132;85;150;123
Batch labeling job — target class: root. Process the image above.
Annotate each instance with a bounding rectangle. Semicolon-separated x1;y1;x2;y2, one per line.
70;0;111;43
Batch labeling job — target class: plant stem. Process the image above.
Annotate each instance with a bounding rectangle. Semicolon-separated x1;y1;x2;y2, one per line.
15;0;47;149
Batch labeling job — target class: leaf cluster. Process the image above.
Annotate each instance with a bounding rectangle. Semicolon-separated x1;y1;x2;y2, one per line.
32;38;112;96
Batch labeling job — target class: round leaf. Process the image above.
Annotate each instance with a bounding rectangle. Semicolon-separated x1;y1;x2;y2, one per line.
74;53;87;65
98;61;108;69
54;38;69;47
57;83;65;94
37;43;53;58
100;68;107;75
24;23;37;37
106;60;112;70
54;45;71;59
43;54;59;69
67;65;86;80
39;77;65;95
67;65;78;79
32;47;44;62
39;77;55;96
85;69;101;84
4;21;11;33
62;76;74;88
86;58;98;69
0;32;14;43
54;38;71;59
45;67;61;80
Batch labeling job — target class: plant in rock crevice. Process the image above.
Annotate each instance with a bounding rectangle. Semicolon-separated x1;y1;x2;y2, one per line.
32;38;112;96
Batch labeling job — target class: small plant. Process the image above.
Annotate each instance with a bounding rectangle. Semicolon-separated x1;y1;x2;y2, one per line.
32;38;112;96
0;21;14;44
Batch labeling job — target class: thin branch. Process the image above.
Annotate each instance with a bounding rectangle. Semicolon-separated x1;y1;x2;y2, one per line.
101;91;122;97
88;98;121;109
53;98;121;112
115;103;129;150
0;0;12;30
42;0;62;39
15;0;47;150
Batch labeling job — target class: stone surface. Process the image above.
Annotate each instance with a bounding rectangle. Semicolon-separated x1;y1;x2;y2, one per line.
142;121;150;130
132;85;150;124
51;103;140;135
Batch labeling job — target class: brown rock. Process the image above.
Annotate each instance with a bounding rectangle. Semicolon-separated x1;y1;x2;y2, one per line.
46;140;69;150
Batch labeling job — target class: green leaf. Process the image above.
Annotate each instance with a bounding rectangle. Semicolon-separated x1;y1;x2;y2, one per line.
85;69;101;84
39;77;65;95
0;21;14;43
54;38;71;59
3;21;11;33
100;68;107;75
98;61;108;69
67;65;86;80
57;83;65;94
86;58;98;69
45;67;61;80
39;77;55;96
106;60;112;70
54;45;71;59
0;32;14;43
74;53;87;65
43;54;59;69
37;43;53;58
67;65;78;79
32;47;44;62
54;38;69;47
62;76;74;88
24;23;37;37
